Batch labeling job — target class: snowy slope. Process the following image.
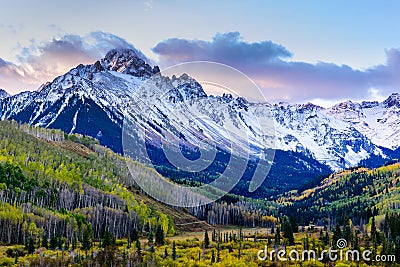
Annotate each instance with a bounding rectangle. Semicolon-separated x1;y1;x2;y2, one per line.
0;48;397;171
272;102;382;170
326;94;400;150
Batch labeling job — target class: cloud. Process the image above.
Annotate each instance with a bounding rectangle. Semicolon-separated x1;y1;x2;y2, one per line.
153;32;292;66
153;32;400;105
0;31;146;94
2;31;399;105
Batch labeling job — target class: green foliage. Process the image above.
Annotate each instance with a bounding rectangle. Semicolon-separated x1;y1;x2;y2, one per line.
101;229;116;248
81;223;93;252
282;216;295;245
26;237;35;254
41;234;48;249
0;120;173;246
203;230;210;248
172;241;176;260
155;225;165;246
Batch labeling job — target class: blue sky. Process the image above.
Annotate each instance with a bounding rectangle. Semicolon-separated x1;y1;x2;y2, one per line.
1;0;400;106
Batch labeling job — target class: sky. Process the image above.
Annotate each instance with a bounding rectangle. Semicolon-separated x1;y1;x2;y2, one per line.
1;0;400;107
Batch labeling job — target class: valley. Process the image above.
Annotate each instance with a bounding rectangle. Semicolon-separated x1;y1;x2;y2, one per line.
0;49;399;266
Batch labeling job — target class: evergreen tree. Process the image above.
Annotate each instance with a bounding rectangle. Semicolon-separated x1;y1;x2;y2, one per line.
204;230;210;248
27;237;35;254
217;243;221;262
324;231;330;246
289;216;298;233
343;219;351;242
332;225;342;248
282;217;295;245
82;223;93;254
211;250;215;263
353;230;360;250
212;229;216;242
130;228;138;244
50;235;59;250
371;216;378;246
136;239;141;256
155;225;164;246
148;230;154;245
41;234;48;249
101;229;115;248
172;241;177;260
371;216;378;258
274;227;281;246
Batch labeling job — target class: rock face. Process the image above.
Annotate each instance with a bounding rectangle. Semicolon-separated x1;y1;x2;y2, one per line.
0;89;10;99
326;93;400;151
0;48;398;171
100;49;160;78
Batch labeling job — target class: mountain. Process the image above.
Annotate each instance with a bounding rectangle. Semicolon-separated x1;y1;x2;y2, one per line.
0;48;398;191
326;94;400;150
272;102;383;170
0;89;10;99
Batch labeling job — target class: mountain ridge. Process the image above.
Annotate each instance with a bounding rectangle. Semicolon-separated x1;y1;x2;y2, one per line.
0;48;398;174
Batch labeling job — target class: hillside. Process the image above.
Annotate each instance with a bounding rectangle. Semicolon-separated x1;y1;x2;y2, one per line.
0;119;200;245
279;162;400;225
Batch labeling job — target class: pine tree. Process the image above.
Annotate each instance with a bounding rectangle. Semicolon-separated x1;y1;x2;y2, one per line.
371;216;378;245
27;237;35;254
282;217;295;245
333;224;342;248
50;235;59;250
343;219;351;241
353;230;360;250
148;230;154;246
204;230;210;248
130;228;138;244
274;227;281;247
212;229;216;242
371;216;378;258
289;216;298;233
211;250;215;263
324;231;330;246
217;243;220;262
136;239;141;256
101;229;115;248
172;241;177;260
155;225;164;246
82;223;93;255
41;234;48;249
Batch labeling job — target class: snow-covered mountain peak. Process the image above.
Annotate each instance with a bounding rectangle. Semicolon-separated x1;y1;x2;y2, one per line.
325;92;400;150
296;102;324;111
326;100;363;123
100;49;159;78
333;100;360;110
171;74;207;100
382;93;400;108
0;89;10;99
